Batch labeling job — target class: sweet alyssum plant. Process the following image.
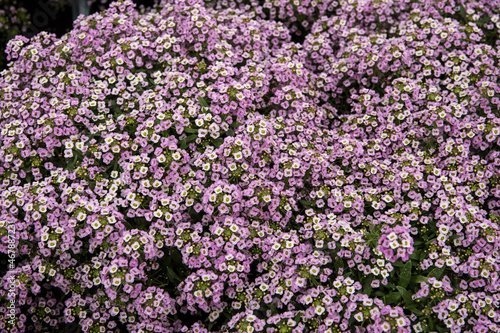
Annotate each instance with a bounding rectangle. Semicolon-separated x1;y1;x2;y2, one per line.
0;0;30;69
0;0;500;332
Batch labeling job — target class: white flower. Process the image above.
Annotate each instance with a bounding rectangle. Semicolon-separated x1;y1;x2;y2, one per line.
382;195;393;203
413;322;423;333
315;306;325;316
396;317;406;327
172;152;181;160
481;270;490;278
448;301;458;311
432;280;443;288
439;225;449;234
156;154;166;163
381;321;391;331
401;239;411;248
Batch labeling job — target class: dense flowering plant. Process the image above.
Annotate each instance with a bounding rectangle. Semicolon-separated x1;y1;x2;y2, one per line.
0;1;154;70
0;0;30;69
0;0;500;332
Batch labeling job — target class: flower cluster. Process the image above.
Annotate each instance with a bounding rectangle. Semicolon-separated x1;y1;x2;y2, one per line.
376;225;414;262
0;0;500;332
0;0;30;68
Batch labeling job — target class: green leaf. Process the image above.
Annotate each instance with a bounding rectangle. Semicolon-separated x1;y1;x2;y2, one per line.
334;258;344;271
384;292;401;305
407;306;424;316
230;121;243;128
213;139;224;148
459;5;466;19
362;276;373;296
171;248;183;265
392;260;404;267
184;127;198;133
437;326;449;333
399;261;412;288
409;249;421;260
311;276;320;286
64;322;82;333
198;96;209;108
166;266;178;282
185;134;198;143
269;302;278;315
188;207;203;221
413;240;424;246
480;16;491;24
425;237;437;245
427;267;444;279
372;291;386;297
67;154;78;172
397;286;413;305
299;200;311;208
411;275;428;284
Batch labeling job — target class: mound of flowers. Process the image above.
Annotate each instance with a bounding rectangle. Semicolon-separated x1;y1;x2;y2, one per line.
0;0;500;332
0;0;30;69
